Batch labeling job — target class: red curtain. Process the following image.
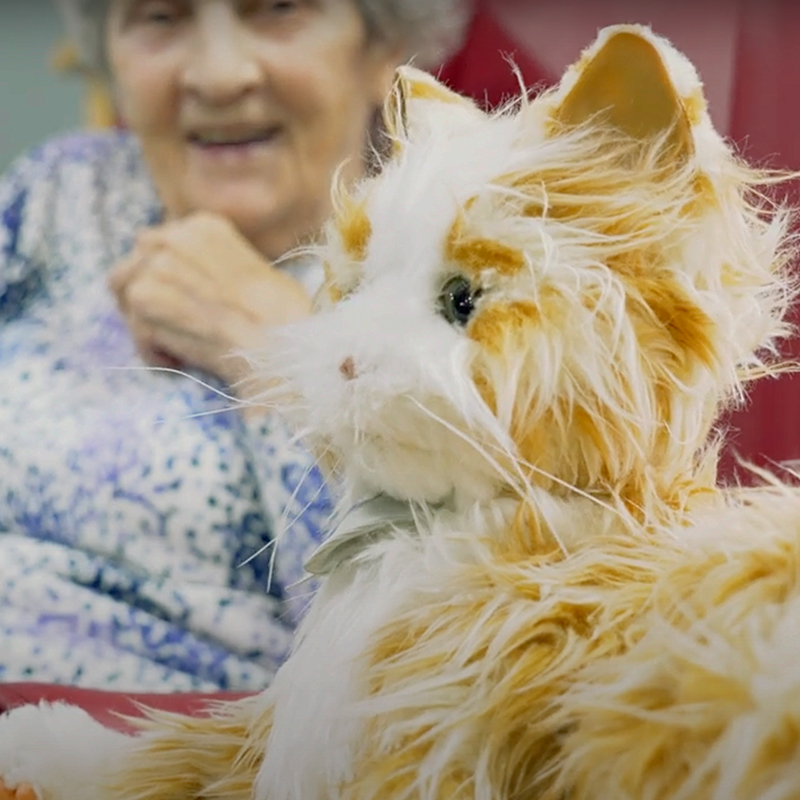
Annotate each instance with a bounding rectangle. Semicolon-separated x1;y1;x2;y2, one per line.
436;4;556;108
719;0;800;478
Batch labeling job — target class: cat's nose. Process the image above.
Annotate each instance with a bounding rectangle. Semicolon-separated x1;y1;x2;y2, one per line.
339;357;357;380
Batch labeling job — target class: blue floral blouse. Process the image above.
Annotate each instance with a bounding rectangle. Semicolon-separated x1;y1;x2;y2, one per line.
0;130;331;692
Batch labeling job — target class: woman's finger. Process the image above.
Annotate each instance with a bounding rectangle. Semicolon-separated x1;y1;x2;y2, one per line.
108;245;152;299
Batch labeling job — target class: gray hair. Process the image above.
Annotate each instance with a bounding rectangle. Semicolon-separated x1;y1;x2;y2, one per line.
53;0;472;76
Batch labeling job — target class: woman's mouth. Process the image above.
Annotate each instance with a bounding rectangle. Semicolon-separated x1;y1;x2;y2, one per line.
186;126;283;157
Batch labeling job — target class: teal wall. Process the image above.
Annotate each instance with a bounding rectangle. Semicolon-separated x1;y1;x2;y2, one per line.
0;2;83;170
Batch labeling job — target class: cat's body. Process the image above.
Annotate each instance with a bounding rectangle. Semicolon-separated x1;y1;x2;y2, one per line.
1;24;799;800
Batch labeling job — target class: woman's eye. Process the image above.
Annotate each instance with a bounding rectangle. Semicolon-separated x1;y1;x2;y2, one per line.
134;0;182;24
247;0;299;15
438;275;480;327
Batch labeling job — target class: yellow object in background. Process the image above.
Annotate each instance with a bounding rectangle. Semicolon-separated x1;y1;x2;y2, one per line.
51;40;115;129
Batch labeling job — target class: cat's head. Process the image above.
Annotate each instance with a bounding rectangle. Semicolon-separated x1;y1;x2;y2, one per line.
267;25;794;518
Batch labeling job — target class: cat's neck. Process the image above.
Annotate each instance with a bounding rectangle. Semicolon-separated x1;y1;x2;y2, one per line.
331;474;715;562
332;488;620;554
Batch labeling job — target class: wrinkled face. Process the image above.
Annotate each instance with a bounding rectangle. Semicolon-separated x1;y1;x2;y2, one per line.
107;0;401;259
268;31;789;513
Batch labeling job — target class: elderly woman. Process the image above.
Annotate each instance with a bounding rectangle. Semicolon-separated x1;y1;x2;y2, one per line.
0;0;469;691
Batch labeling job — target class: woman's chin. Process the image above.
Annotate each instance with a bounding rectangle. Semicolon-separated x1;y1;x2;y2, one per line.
181;183;320;255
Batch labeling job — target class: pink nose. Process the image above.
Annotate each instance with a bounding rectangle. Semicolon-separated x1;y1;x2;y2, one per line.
339;357;357;380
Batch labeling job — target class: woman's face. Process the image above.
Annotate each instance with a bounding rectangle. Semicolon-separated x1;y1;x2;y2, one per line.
107;0;402;258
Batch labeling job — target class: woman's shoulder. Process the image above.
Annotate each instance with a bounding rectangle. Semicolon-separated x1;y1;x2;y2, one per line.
0;129;159;286
8;129;143;175
2;130;157;209
1;128;156;217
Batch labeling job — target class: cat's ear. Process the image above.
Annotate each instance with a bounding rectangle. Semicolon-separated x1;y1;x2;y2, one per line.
382;65;485;143
549;26;694;162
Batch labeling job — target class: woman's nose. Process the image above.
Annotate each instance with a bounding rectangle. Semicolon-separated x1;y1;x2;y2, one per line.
181;10;262;103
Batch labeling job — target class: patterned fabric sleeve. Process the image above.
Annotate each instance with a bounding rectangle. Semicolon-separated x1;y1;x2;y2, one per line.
0;142;53;301
0;133;128;301
0;131;331;689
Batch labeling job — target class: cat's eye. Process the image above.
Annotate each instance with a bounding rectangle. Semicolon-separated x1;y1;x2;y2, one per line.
439;276;480;326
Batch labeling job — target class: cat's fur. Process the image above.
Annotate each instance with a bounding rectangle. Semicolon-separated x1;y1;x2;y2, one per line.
1;24;799;800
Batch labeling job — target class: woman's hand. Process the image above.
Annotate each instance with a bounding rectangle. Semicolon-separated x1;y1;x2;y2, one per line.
109;212;312;395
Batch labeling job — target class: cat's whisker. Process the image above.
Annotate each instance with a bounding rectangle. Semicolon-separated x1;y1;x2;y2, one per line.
174;406;245;422
408;398;574;555
236;537;276;569
107;364;244;403
288;425;320;449
273;244;322;268
106;365;280;423
412;392;641;531
408;398;523;489
281;583;320;622
236;429;336;582
264;452;336;591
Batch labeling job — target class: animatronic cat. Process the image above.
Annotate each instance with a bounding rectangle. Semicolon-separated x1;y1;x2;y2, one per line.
1;24;798;800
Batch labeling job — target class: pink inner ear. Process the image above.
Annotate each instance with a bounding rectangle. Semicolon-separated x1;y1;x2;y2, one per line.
383;70;409;140
553;30;693;161
383;65;486;145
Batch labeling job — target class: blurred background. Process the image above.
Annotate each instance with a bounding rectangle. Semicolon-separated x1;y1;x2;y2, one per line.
0;2;82;170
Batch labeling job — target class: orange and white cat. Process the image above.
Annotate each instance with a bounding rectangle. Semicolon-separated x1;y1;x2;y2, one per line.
1;24;798;800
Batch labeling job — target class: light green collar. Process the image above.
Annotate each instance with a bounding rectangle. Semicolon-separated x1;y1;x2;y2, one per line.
304;495;419;576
